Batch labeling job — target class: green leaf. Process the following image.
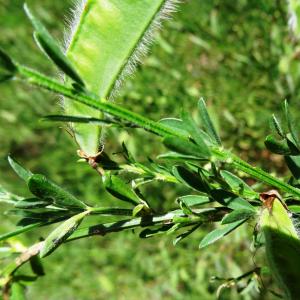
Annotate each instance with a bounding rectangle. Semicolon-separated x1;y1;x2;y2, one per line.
211;190;255;211
30;255;45;276
177;195;211;207
24;4;84;86
159;118;189;138
265;135;293;155
14;198;52;209
199;219;245;248
220;170;257;198
285;155;300;180
173;224;201;246
172;166;210;193
0;185;21;204
8;156;32;181
40;211;89;258
10;282;26;300
157;152;204;161
163;136;211;159
28;174;87;209
103;174;141;205
284;100;300;148
0;222;43;242
139;225;172;238
132;204;146;217
0;47;17;82
198;98;221;145
271;114;285;138
221;209;255;225
181;111;213;148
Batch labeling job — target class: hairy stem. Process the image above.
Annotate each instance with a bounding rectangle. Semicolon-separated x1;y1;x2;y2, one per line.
17;65;300;199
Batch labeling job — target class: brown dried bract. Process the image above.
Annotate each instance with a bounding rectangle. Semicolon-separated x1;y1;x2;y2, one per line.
259;190;287;212
77;145;105;175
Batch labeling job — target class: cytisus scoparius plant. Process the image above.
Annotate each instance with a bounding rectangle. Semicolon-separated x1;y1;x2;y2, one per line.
1;1;300;299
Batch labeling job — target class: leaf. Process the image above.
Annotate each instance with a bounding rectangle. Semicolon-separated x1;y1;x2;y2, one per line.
14;198;52;209
8;156;32;181
40;211;89;258
139;225;172;238
30;255;45;276
157;152;204;161
198;98;222;145
172;166;210;193
265;135;293;155
0;185;21;204
199;219;245;248
28;174;87;209
220;170;257;198
211;189;255;211
181;110;213;147
103;174;141;205
159;118;189;138
24;4;84;86
271;114;285;138
0;222;43;242
173;224;201;246
285;155;300;180
177;195;211;207
10;282;26;300
132;204;145;217
64;0;181;156
284;100;300;148
0;47;17;82
163;136;211;159
221;209;255;225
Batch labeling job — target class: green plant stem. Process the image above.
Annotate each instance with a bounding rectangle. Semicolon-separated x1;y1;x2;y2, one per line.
68;207;225;242
16;65;300;199
89;207;133;216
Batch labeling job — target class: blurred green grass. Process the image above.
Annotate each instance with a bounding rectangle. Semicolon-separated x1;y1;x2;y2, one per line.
0;0;298;299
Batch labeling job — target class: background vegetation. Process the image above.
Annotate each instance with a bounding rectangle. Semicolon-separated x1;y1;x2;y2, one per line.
0;0;299;299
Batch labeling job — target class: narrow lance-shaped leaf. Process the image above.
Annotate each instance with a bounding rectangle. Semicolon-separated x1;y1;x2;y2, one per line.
284;100;300;148
8;156;32;182
221;209;255;225
64;0;181;156
220;170;257;199
103;174;141;205
198;98;222;146
14;198;52;209
271;114;285;138
172;166;210;193
40;211;89;258
265;135;293;155
199;219;245;249
181;110;213;147
0;48;17;82
163;136;211;159
28;174;87;209
177;195;211;207
24;4;84;86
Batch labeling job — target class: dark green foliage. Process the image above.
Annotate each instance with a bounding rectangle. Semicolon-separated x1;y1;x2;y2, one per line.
24;4;84;86
28;174;87;209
